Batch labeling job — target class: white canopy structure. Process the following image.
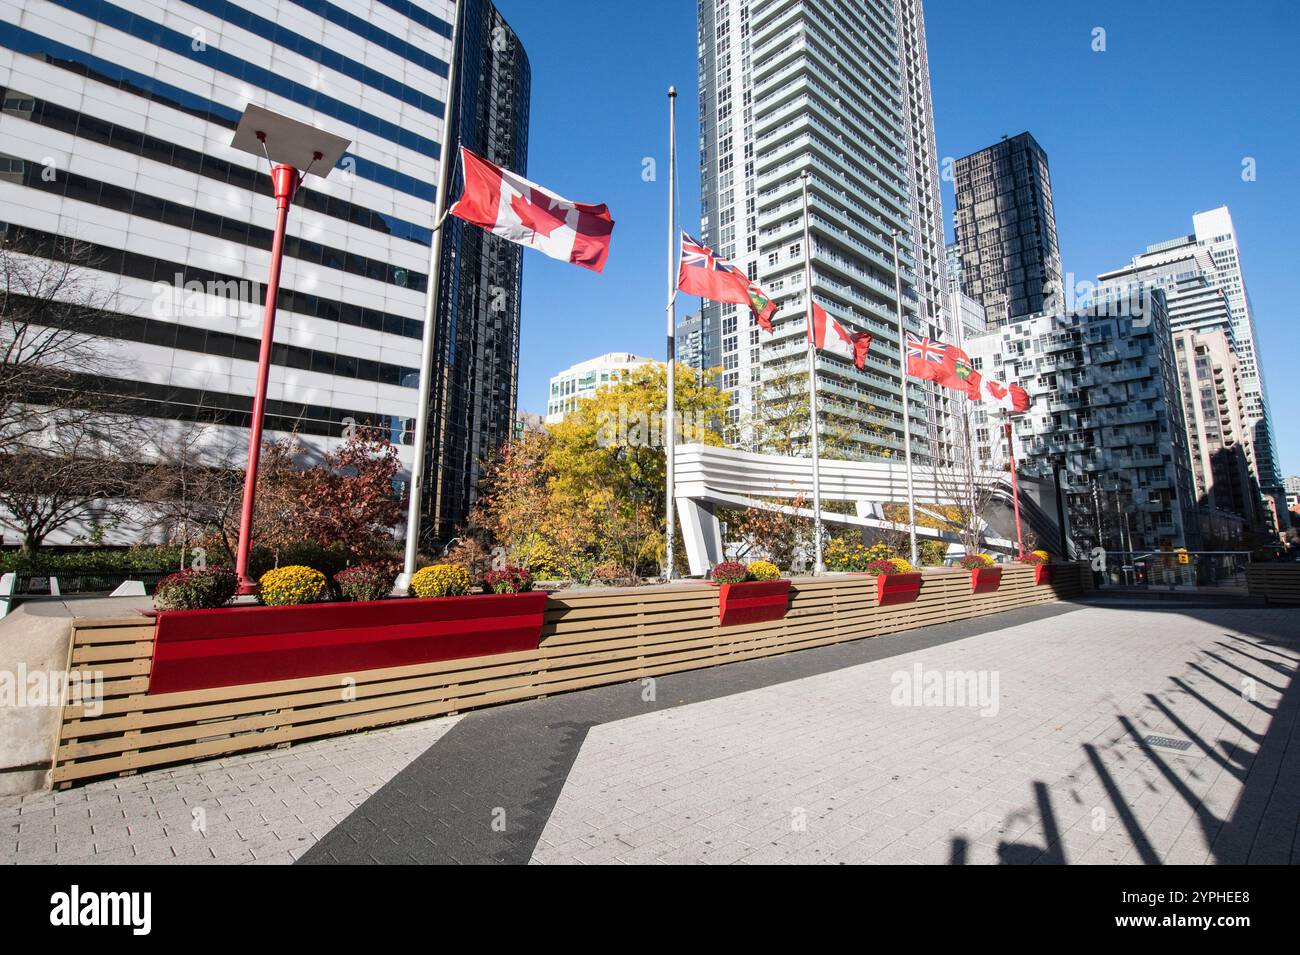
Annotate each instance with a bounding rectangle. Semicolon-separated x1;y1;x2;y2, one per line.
673;443;1070;576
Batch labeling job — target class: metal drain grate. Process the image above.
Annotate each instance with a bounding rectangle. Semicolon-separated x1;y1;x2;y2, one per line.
1144;734;1193;752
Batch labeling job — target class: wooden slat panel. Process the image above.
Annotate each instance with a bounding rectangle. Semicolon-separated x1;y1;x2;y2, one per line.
1246;565;1300;604
71;641;155;664
70;624;156;645
52;564;1091;785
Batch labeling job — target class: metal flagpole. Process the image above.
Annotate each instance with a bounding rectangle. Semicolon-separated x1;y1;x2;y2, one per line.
397;1;464;592
1005;414;1025;558
664;86;678;579
800;171;825;573
891;230;919;567
952;288;977;547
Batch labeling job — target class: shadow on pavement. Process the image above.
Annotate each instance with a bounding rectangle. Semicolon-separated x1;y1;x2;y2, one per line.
949;603;1298;865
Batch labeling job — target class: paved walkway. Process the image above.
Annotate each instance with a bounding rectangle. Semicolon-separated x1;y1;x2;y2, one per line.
2;718;459;864
3;598;1297;864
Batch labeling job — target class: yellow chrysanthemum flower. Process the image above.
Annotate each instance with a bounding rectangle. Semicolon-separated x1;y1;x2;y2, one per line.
259;565;329;606
410;563;472;598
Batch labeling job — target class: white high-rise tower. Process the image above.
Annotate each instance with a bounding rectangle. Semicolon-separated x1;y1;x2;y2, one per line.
1098;206;1281;505
1188;208;1279;491
696;0;948;462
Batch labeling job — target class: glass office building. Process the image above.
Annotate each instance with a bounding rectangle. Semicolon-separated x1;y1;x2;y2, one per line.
425;0;530;546
951;131;1062;324
0;0;528;547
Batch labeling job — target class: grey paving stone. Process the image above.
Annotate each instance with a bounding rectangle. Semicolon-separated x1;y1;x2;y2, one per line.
0;715;458;864
530;602;1299;866
4;598;1296;866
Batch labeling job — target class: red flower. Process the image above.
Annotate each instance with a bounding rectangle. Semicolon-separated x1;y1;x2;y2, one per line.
710;562;749;584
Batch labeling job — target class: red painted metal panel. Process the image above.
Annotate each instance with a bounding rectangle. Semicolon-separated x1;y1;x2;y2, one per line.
875;572;923;607
148;592;548;694
971;567;1003;594
718;579;791;627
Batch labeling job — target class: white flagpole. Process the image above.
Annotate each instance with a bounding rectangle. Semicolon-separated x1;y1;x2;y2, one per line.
892;229;919;567
664;86;678;579
800;171;825;573
397;2;463;591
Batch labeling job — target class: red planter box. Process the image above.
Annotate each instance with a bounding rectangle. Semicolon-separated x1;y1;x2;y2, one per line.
970;566;1002;594
718;579;791;627
1033;564;1053;586
148;591;549;695
875;572;923;607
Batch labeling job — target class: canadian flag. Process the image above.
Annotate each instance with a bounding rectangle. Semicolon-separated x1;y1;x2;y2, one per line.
808;301;871;370
983;378;1031;413
448;147;614;272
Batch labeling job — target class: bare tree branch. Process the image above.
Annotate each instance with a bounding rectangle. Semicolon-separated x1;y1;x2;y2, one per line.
1;230;119;443
913;397;1008;555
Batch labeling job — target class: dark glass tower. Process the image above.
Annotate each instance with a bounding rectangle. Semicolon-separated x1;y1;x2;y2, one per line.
424;0;531;547
951;132;1062;324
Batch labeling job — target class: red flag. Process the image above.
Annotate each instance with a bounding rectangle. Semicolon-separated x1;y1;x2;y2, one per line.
983;378;1031;412
809;301;872;370
678;233;777;332
448;146;614;272
905;332;947;381
940;344;982;399
745;281;778;333
677;232;749;302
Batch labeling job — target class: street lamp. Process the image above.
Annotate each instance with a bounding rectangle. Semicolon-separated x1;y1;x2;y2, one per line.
229;105;351;594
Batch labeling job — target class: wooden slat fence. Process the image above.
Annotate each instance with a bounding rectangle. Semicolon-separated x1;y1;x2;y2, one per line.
51;564;1090;786
1246;563;1300;605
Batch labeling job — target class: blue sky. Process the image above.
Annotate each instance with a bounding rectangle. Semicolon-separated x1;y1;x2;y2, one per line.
496;0;1299;477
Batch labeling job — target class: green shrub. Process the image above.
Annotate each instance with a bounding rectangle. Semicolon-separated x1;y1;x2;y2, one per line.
2;545;185;574
334;564;393;602
919;540;948;566
153;567;238;611
510;534;564;579
248;541;350;581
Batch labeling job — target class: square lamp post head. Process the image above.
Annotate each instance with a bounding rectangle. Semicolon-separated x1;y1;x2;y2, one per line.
228;106;351;594
231;104;351;204
231;103;351;176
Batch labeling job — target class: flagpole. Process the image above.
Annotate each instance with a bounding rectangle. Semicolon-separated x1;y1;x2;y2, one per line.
664;86;678;580
891;230;919;567
800;171;825;574
397;1;463;592
1004;413;1025;558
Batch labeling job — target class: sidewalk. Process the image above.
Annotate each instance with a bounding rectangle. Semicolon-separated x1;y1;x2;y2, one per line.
3;597;1296;864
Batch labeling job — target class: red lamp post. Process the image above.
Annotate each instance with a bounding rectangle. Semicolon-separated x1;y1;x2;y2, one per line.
229;107;350;594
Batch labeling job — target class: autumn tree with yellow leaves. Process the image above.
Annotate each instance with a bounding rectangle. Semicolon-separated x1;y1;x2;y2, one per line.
469;363;731;580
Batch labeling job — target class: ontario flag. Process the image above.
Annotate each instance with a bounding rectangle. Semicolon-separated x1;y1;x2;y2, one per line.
942;344;982;399
678;232;777;332
982;378;1031;413
447;146;614;272
905;332;947;381
743;280;778;334
906;333;981;398
809;301;871;370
